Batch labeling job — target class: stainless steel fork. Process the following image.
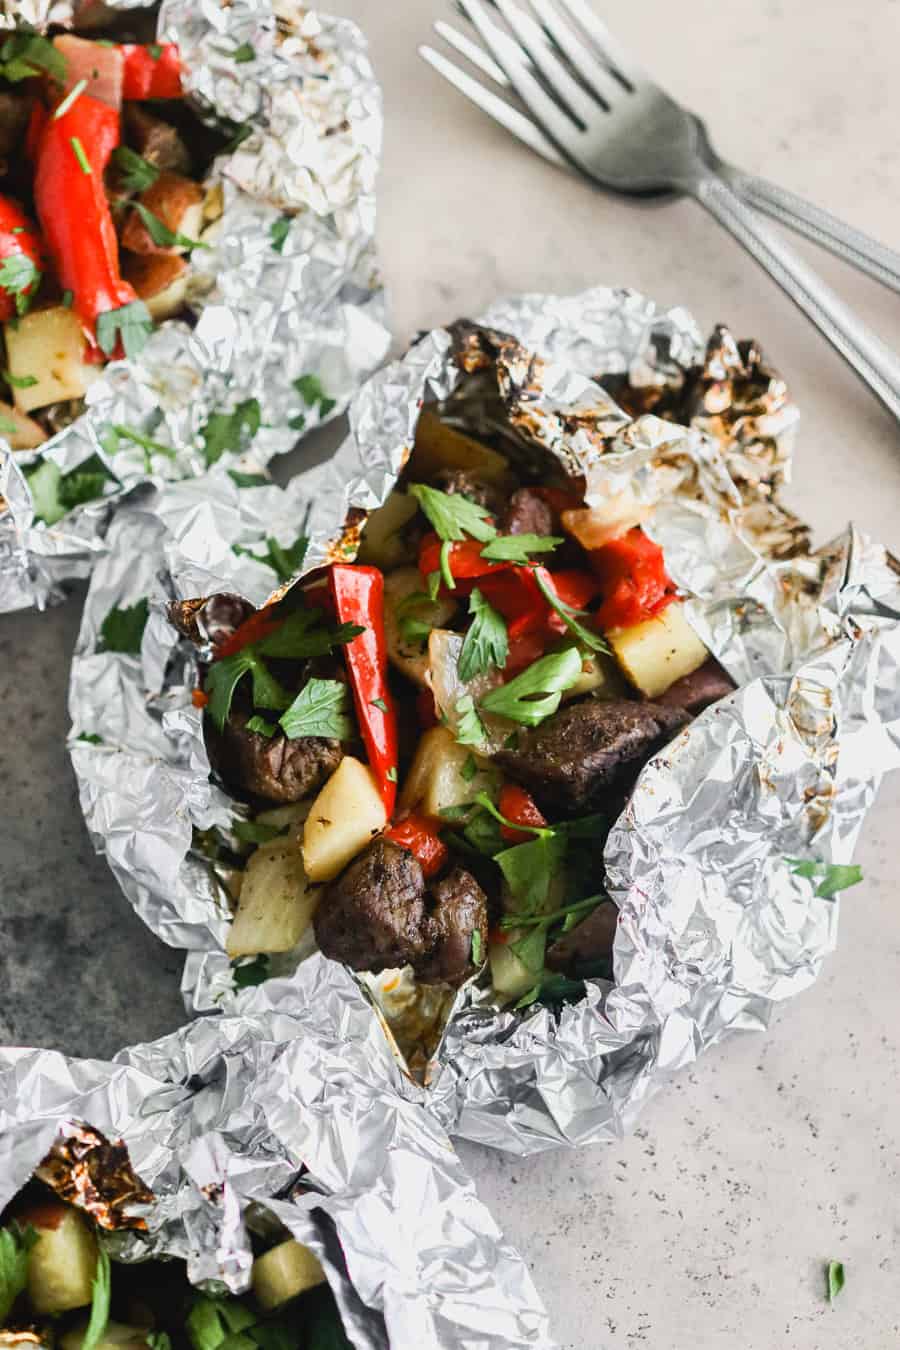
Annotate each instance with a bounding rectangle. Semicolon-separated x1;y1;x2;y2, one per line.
422;0;900;423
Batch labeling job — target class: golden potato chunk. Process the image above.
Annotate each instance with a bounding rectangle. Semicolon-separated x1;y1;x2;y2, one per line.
226;839;318;958
301;757;387;883
252;1240;326;1311
5;307;98;413
22;1201;97;1315
608;602;708;699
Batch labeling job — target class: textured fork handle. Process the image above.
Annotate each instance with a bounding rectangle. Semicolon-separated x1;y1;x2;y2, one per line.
722;167;900;295
692;176;900;424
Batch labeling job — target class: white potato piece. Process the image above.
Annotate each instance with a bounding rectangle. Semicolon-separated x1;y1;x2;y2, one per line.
384;567;457;688
561;488;650;550
559;648;626;703
609;602;708;699
488;939;538;1004
61;1323;149;1350
226;840;318;957
302;756;388;882
0;399;45;449
252;1240;326;1310
357;490;418;570
6;307;99;413
400;725;498;819
23;1202;97;1314
409;408;513;487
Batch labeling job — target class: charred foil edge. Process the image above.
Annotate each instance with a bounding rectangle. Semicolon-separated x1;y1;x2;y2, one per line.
34;1122;154;1231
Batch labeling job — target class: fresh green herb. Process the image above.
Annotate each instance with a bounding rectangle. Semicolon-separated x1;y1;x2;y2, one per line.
234;534;309;582
245;716;277;738
269;215;291;253
255;609;362;661
395;589;432;616
1;370;37;389
105;423;177;463
231;955;271;990
52;76;87;120
58;454;117;511
480;646;582;726
293;372;336;418
0;29;67;83
288;412;306;432
24;460;66;525
233;819;282;844
232;41;256;62
458;587;508;681
0;1222;37;1323
111;145;160;192
496;832;566;916
148;44;164;60
81;1247;111;1350
386;765;398;782
131;201;208;253
426;569;441;601
472;790;549;838
826;1260;845;1303
0;253;42;316
200;398;262;465
187;1293;256;1350
146;1332;172;1350
205;650;291;731
62;288;73;308
532;570;608;654
460;753;478;783
96;300;153;360
70;135;91;174
454;693;488;746
279;678;352;741
227;469;269;488
78;733;103;745
10;227;23;234
439;538;455;592
440;805;471;822
787;858;864;899
503;730;520;751
462;808;505;858
498;893;604;931
480;533;563;563
515;969;598;1010
471;929;483;964
399;615;432;647
408;481;497;543
371;697;388;713
221;120;253;153
100;598;149;654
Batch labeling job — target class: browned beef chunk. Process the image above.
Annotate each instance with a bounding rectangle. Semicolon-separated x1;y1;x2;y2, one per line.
655;658;734;716
124;104;192;174
500;487;554;538
167;592;254;645
206;709;342;803
493;698;689;814
315;840;488;987
431;467;504;515
0;91;30;161
546;900;618;975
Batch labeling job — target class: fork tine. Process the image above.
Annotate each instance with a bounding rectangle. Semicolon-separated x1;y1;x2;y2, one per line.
525;0;627;103
554;0;643;87
491;0;598;124
459;0;582;147
419;43;567;167
434;19;512;89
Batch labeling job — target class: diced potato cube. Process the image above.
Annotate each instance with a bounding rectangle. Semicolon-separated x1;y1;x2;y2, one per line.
400;725;498;819
409;409;513;487
251;1240;325;1311
0;399;45;449
122;253;190;322
302;757;388;883
5;308;98;413
384;567;457;688
120;173;204;256
22;1201;97;1315
226;840;318;957
608;602;708;699
61;1322;149;1350
357;490;419;570
561;488;649;550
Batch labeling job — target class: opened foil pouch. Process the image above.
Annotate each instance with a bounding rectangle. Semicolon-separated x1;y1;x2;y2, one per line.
0;970;553;1347
0;0;389;611
68;286;900;1154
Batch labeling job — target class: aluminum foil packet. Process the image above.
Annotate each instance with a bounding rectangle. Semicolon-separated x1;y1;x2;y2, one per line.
68;285;900;1155
0;966;554;1348
0;0;390;613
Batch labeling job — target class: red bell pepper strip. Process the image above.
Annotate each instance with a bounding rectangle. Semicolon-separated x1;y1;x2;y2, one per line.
418;532;509;591
330;564;399;814
479;565;601;643
498;784;547;844
0;195;46;322
120;43;183;100
386;812;448;878
25;102;48;161
590;528;676;630
214;607;284;659
33;93;137;341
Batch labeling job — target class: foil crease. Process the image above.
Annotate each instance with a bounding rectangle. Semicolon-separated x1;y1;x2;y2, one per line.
68;286;900;1156
0;0;389;613
0;967;554;1348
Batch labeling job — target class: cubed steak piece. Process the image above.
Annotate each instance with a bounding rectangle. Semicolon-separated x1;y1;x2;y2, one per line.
416;867;489;984
207;710;343;804
431;467;504;515
500;487;555;538
655;657;735;716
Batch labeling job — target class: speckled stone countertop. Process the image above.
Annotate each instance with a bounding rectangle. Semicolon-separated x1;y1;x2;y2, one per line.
2;2;899;1346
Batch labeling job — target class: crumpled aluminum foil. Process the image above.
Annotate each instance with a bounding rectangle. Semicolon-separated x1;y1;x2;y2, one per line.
68;285;900;1155
0;966;554;1348
0;0;389;613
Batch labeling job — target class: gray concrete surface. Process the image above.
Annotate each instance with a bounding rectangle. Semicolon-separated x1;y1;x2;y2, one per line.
2;1;899;1346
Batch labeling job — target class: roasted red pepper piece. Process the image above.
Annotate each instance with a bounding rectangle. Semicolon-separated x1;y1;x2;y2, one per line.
386;812;448;878
33;93;137;340
591;528;676;630
214;607;283;659
479;565;601;643
25;102;47;160
0;195;46;322
120;43;183;100
330;563;398;814
418;532;508;591
498;784;547;843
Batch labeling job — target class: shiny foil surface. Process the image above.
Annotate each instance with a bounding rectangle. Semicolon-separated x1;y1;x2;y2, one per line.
0;969;554;1348
68;287;900;1155
0;0;389;612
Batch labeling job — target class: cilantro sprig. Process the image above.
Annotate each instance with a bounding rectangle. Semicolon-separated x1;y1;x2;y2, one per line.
480;533;562;563
0;28;66;83
0;253;42;316
408;482;497;544
201;398;261;465
532;569;608;654
279;678;352;740
458;587;508;681
111;145;160;193
100;598;150;655
480;646;582;726
96;300;153;361
206;649;290;731
787;858;863;899
130;201;208;253
0;1222;37;1323
81;1247;111;1350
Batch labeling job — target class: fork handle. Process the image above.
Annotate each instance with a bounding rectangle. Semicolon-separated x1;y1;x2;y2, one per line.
691;175;900;424
719;166;900;295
